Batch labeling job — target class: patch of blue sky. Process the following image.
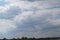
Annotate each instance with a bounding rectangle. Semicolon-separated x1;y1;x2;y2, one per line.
0;0;9;6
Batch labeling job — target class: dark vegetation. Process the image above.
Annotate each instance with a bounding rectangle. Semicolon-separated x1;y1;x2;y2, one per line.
1;37;60;40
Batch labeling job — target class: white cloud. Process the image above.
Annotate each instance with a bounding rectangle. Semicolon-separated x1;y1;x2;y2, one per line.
49;19;60;26
0;19;16;33
14;11;34;22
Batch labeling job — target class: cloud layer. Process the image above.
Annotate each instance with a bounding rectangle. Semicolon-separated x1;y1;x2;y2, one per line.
0;0;60;38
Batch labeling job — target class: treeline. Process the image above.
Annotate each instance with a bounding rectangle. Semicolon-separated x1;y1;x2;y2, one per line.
1;37;60;40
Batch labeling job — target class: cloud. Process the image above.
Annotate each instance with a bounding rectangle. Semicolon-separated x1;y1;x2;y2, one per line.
49;19;60;26
0;6;21;19
0;19;16;33
0;0;60;38
21;0;41;2
12;0;60;38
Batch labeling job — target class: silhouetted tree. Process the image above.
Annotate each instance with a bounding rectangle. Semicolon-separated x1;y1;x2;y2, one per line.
21;37;28;40
3;38;6;40
17;38;21;40
2;37;60;40
12;38;17;40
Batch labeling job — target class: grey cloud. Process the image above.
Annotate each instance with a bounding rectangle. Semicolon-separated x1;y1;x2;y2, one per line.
21;0;41;2
0;0;60;38
0;7;21;19
14;9;60;38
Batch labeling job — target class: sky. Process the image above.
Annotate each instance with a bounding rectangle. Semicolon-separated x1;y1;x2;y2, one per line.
0;0;60;39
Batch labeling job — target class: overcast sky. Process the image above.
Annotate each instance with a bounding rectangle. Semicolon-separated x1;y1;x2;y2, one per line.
0;0;60;39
